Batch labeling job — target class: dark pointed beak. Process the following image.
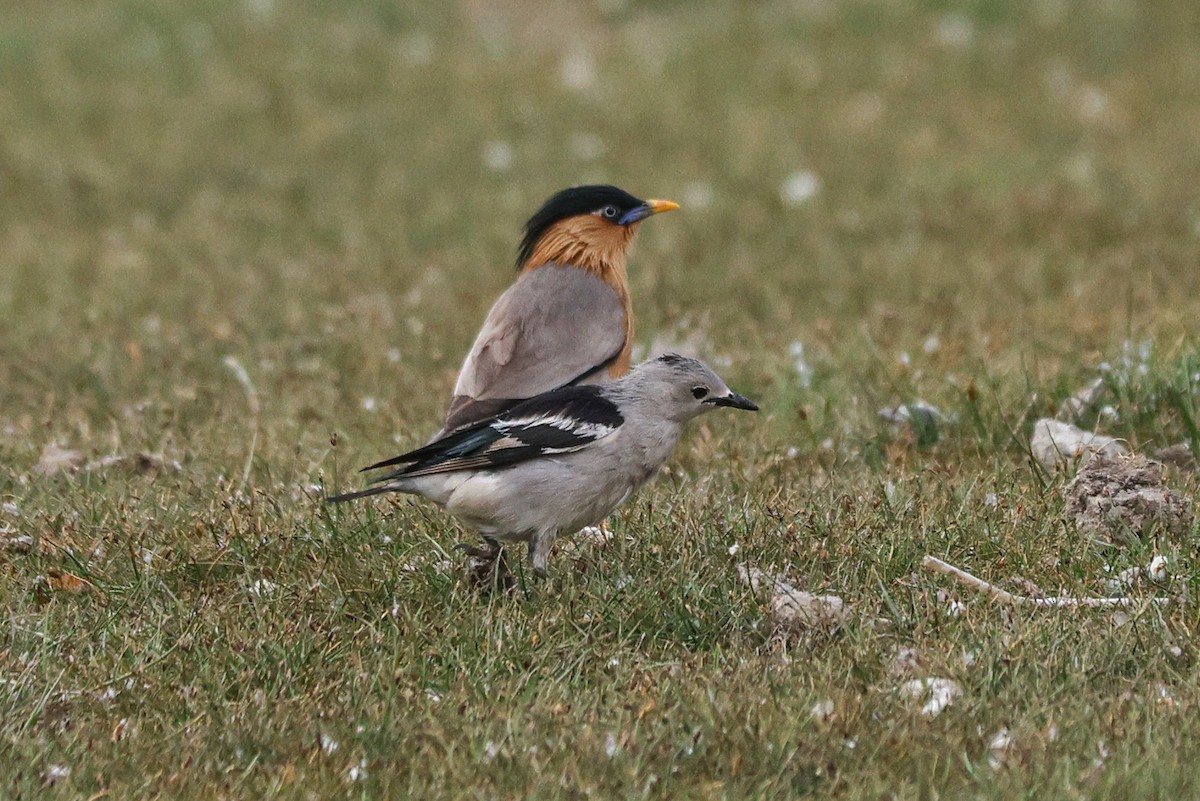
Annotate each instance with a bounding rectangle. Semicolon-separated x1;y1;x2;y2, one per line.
706;392;759;412
617;198;679;226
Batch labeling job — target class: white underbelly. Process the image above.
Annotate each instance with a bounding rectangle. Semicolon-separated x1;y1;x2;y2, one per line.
442;465;637;541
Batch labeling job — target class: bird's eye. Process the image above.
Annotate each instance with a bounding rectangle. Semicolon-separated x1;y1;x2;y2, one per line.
600;205;619;219
692;386;709;400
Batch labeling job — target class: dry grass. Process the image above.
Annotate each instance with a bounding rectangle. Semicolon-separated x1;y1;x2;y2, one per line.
3;0;1200;798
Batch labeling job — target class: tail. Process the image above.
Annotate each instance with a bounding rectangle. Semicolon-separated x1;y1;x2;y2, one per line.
325;484;398;504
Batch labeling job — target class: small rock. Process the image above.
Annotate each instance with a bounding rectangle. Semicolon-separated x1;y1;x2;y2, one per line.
41;764;71;786
1154;683;1178;709
576;525;613;547
34;443;85;476
736;564;778;595
1152;443;1196;471
788;341;815;389
247;579;278;597
887;645;923;677
878;401;948;427
879;401;947;446
0;533;34;552
987;727;1014;770
604;731;619;759
772;588;849;631
1103;564;1143;594
810;699;836;724
1146;554;1169;580
481;141;513;172
738;564;850;633
1031;419;1127;469
1065;453;1192;545
1104;555;1172;594
1004;575;1046;599
1057;378;1106;421
780;170;822;206
899;677;961;718
291;483;323;502
131;452;181;473
81;452;181;475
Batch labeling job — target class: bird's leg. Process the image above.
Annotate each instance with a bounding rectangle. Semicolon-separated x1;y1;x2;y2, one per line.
458;535;503;560
528;530;556;577
458;536;514;591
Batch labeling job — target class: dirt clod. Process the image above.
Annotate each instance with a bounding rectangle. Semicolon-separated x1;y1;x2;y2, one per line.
1064;453;1193;546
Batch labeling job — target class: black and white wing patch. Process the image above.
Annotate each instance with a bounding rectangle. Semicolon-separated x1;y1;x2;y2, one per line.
360;385;623;482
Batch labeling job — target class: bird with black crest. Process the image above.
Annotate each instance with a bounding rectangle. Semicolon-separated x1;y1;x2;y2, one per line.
436;185;679;438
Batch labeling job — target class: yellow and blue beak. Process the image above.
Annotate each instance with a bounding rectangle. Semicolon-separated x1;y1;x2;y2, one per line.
618;198;680;226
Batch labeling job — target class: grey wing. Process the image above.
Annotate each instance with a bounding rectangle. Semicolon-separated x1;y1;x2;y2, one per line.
444;265;627;431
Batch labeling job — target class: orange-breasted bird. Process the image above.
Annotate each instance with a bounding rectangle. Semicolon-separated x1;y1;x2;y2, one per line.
438;185;679;436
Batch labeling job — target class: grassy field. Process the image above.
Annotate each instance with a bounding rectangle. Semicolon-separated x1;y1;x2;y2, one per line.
3;0;1200;797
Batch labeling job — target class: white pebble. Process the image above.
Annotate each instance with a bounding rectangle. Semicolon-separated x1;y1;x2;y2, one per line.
682;181;714;209
247;579;278;597
482;141;514;172
780;170;821;207
987;727;1013;770
899;677;962;718
560;51;596;90
402;31;434;65
935;13;974;48
810;699;835;723
42;764;71;783
788;341;814;388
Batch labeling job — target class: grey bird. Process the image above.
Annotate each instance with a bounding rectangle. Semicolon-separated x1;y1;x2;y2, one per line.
328;354;757;576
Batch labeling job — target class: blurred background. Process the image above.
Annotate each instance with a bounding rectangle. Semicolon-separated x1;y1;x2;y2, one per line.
4;5;1200;795
1;0;1199;465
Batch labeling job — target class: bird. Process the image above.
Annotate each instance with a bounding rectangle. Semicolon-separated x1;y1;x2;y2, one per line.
438;185;679;437
328;354;757;577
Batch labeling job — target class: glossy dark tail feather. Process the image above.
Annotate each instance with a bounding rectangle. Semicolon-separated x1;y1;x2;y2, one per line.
325;484;395;503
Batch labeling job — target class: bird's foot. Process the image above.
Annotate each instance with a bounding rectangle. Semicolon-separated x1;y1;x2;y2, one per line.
457;538;515;593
